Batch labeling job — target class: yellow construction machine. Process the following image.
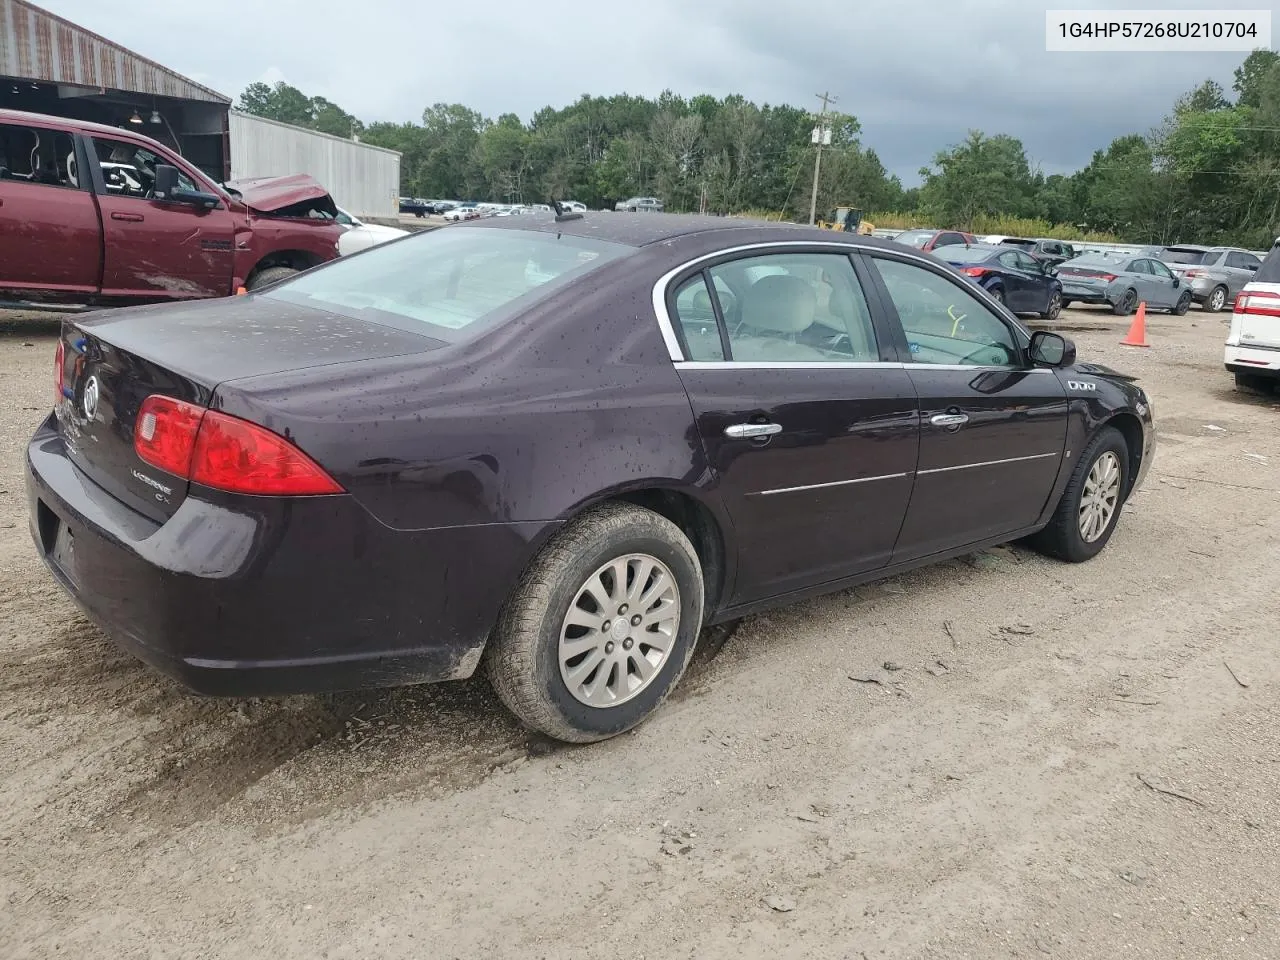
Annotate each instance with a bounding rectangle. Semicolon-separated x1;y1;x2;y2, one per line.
817;207;875;235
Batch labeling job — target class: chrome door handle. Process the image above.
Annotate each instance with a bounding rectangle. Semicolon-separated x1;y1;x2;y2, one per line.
724;422;782;439
930;413;969;427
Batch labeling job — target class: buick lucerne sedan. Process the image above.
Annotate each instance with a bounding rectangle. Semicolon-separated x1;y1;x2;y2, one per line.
27;214;1155;743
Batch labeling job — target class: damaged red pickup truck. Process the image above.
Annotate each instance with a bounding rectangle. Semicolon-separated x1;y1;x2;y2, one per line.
0;109;344;306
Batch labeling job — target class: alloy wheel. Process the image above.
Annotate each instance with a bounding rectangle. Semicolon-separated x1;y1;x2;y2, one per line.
1078;452;1122;543
558;554;681;708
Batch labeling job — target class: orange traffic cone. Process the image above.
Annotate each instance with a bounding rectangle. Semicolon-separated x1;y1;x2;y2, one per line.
235;286;247;296
1120;300;1149;347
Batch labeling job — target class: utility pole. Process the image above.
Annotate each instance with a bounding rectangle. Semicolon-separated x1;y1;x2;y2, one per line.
808;92;836;225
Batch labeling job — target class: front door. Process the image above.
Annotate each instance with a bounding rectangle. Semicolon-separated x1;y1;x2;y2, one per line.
0;121;100;295
669;248;920;604
85;134;236;300
863;252;1069;561
1142;258;1180;309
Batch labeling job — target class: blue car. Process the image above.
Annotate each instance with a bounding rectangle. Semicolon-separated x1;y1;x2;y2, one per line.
932;242;1063;320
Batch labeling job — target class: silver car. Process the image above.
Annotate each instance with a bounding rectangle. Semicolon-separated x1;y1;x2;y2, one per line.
1156;245;1262;312
1057;252;1193;316
615;196;664;213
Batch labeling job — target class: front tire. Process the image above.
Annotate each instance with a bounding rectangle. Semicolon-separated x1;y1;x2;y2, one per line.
487;502;705;743
245;265;299;291
1041;290;1063;321
1172;291;1192;316
1029;426;1129;563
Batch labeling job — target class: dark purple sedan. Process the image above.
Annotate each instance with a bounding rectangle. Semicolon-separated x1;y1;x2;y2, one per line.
27;213;1156;742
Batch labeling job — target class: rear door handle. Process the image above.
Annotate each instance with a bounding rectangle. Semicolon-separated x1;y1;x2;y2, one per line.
725;422;782;439
111;212;144;222
930;413;969;427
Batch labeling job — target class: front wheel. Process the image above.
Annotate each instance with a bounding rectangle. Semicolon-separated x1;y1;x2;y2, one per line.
487;502;705;743
245;265;299;291
1041;291;1062;321
1029;426;1129;563
1172;291;1192;316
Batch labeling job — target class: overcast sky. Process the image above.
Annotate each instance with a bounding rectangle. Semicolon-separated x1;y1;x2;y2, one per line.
41;0;1257;185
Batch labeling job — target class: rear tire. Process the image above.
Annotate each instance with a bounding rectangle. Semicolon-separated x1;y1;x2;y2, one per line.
1172;291;1192;316
988;285;1005;306
1234;371;1276;396
1112;289;1137;316
486;502;705;743
1204;286;1228;313
246;265;299;291
1029;426;1129;563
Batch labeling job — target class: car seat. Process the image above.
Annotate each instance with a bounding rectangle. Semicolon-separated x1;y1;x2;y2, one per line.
732;274;826;361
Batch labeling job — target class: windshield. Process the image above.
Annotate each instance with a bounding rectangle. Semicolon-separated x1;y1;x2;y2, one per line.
264;226;631;341
936;245;994;264
1257;240;1280;283
1161;248;1209;264
893;230;935;248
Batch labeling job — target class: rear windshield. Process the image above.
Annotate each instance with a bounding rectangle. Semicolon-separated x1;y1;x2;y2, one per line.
1256;240;1280;283
935;245;994;264
1161;247;1209;264
893;230;935;248
1001;238;1035;247
1063;254;1129;268
265;226;630;341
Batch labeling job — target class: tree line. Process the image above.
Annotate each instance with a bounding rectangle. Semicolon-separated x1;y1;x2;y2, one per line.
237;48;1280;248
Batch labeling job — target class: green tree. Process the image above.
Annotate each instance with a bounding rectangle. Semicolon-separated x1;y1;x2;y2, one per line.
917;131;1039;229
1233;48;1280;107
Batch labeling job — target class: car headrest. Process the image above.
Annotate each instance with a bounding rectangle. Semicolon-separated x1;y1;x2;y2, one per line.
692;287;713;315
742;275;816;334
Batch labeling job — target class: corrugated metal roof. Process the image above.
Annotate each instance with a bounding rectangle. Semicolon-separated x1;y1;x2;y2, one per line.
0;0;231;104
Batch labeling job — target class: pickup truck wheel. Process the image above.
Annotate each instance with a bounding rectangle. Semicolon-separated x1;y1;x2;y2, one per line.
486;502;704;744
1029;426;1129;563
246;266;299;291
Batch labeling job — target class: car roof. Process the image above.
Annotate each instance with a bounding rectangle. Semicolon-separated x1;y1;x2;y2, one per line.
462;212;862;248
0;107;164;143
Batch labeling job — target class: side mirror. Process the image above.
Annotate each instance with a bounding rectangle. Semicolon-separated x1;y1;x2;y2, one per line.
1029;330;1076;368
153;163;219;209
1173;276;1180;287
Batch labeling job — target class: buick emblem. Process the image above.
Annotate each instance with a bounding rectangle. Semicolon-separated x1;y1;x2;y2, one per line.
82;376;100;421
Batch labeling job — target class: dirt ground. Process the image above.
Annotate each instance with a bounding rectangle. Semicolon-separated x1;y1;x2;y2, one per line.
2;305;1278;960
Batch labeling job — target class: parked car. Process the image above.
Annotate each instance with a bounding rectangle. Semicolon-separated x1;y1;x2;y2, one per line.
335;207;409;256
616;196;664;212
560;200;587;213
28;216;1155;743
398;197;431;217
988;237;1077;269
891;228;977;252
932;242;1064;319
1154;245;1262;313
1056;252;1192;316
0;108;343;303
1224;236;1280;393
429;200;458;215
443;205;481;222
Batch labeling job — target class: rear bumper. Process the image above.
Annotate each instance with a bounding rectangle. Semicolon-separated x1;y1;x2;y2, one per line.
1059;284;1116;306
26;415;553;696
1225;343;1280;378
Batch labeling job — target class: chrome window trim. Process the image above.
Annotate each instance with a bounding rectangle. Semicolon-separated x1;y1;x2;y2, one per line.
650;239;1033;363
751;473;910;497
673;360;1054;373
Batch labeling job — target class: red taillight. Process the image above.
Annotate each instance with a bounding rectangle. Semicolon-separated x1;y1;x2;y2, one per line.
134;395;343;496
1183;268;1203;278
1098;274;1117;283
961;266;989;277
54;340;65;406
1235;290;1280;317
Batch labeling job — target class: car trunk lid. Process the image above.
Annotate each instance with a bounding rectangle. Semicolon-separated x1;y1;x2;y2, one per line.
54;297;442;522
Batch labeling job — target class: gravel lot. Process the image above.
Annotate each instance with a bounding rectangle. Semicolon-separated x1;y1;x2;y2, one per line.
2;305;1278;960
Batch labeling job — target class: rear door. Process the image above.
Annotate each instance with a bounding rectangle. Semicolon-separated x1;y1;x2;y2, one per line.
85;133;236;300
862;251;1069;561
669;247;920;604
0;120;101;296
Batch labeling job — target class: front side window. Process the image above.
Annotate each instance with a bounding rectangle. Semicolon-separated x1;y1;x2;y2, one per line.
0;124;79;190
266;226;630;342
1149;259;1175;280
872;257;1022;367
90;136;196;198
700;252;879;362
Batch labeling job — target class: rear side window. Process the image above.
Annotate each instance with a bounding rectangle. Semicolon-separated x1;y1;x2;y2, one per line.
1256;242;1280;283
1226;251;1261;270
266;227;631;342
0;123;80;189
1129;260;1151;275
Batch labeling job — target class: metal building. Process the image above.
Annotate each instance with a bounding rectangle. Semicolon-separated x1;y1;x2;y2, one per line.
229;111;400;218
0;0;232;179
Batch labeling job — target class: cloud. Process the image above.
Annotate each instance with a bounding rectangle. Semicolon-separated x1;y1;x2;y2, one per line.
37;0;1252;184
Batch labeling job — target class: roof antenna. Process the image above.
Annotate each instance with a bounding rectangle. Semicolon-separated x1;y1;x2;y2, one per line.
551;198;582;223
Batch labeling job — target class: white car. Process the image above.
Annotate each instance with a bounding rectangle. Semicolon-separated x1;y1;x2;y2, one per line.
559;200;586;213
335;207;409;256
1225;236;1280;394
